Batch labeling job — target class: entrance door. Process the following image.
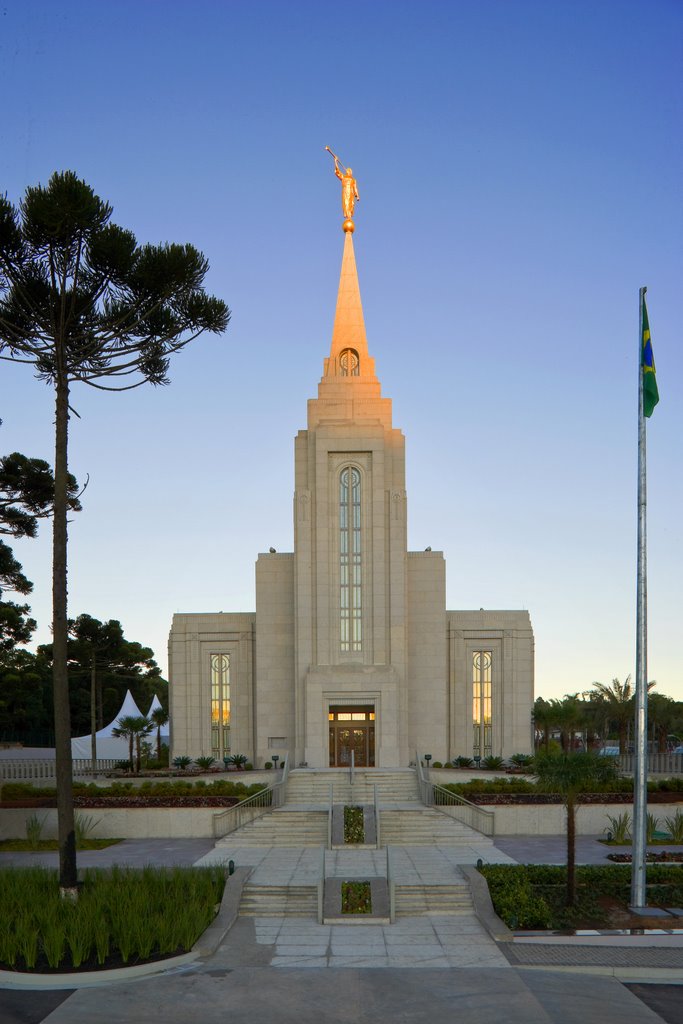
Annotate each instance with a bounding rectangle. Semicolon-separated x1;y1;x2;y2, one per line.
328;706;375;767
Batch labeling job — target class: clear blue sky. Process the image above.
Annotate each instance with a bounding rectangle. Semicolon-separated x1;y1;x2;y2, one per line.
1;0;681;701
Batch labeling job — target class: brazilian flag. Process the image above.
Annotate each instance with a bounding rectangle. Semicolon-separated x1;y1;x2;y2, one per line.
642;297;659;418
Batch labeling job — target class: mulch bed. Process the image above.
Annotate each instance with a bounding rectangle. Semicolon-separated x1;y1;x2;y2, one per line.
461;792;683;805
607;851;683;863
0;796;241;809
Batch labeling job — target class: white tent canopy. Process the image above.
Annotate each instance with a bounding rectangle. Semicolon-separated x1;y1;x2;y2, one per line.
70;689;144;760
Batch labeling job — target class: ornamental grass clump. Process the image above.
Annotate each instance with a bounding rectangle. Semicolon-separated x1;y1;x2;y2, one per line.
664;810;683;844
0;864;226;972
605;812;632;843
25;814;46;849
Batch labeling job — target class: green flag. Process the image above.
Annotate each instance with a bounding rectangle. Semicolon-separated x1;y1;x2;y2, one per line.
642;297;659;418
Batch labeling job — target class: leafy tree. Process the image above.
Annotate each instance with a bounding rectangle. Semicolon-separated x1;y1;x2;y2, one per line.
0;171;229;892
39;613;162;727
535;751;619;906
0;450;81;653
0;648;53;742
647;693;679;753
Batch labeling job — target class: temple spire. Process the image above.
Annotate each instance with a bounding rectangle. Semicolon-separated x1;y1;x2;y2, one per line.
324;231;376;380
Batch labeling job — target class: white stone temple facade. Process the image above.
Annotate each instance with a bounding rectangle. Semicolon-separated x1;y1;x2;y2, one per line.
169;230;534;768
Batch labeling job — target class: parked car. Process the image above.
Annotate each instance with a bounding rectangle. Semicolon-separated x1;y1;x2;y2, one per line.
671;746;683;756
598;745;620;757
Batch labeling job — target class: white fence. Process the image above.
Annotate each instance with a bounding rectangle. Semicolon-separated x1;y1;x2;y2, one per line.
618;753;683;775
0;758;118;781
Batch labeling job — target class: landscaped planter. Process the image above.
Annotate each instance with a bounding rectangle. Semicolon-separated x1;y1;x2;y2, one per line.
476;800;683;836
0;806;232;839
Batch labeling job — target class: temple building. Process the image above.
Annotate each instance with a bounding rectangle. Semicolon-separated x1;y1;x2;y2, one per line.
169;214;534;769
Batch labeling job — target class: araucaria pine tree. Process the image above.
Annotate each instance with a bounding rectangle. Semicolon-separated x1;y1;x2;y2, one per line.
0;172;230;894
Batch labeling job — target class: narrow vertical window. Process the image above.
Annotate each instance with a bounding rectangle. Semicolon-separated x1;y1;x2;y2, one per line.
211;653;231;758
340;466;362;651
472;651;492;758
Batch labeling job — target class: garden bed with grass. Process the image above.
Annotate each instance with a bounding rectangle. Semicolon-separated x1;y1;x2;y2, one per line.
479;863;683;931
0;865;227;973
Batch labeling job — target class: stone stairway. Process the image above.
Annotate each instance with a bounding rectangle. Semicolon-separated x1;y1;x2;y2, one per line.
239;883;318;917
380;807;494;846
394;883;474;916
217;808;328;846
285;768;419;805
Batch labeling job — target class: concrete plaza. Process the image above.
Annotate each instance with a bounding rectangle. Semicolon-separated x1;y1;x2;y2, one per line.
1;836;682;1023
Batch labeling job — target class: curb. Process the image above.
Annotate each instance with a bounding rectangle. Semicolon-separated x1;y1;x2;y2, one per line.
0;864;251;990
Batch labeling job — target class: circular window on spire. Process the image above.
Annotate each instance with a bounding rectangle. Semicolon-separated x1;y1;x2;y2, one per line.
340;348;360;377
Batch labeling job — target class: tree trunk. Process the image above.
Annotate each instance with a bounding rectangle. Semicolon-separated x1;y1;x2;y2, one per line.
90;657;97;774
566;794;576;906
156;726;161;763
53;373;77;894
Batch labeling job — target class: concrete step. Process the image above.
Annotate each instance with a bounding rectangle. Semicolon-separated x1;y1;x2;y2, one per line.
394;884;473;916
285;769;418;805
239;884;318;917
380;809;489;845
218;809;328;846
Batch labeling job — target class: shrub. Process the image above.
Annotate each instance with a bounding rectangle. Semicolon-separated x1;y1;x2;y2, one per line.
227;754;248;769
509;753;535;768
605;812;631;843
114;760;132;771
646;812;660;843
195;756;216;771
664;810;683;843
453;756;474;768
172;756;193;769
25;814;46;850
478;865;552;929
264;762;273;770
432;761;443;769
481;755;505;770
75;814;101;848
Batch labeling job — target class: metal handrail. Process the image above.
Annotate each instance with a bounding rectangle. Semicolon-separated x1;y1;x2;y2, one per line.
328;782;333;850
415;750;495;836
213;752;291;837
318;845;325;923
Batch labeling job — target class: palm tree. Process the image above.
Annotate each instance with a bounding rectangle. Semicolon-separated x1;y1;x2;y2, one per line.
112;715;138;769
112;714;153;772
535;751;619;905
150;706;169;762
532;698;554;752
592;676;655;754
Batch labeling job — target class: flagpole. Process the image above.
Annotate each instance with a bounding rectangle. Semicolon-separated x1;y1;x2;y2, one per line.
631;285;649;909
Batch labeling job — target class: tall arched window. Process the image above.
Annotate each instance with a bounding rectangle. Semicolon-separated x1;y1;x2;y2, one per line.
472;651;492;757
340;467;362;651
211;653;230;758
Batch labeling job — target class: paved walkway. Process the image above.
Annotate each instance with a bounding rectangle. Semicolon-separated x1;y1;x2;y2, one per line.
2;837;683;1023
